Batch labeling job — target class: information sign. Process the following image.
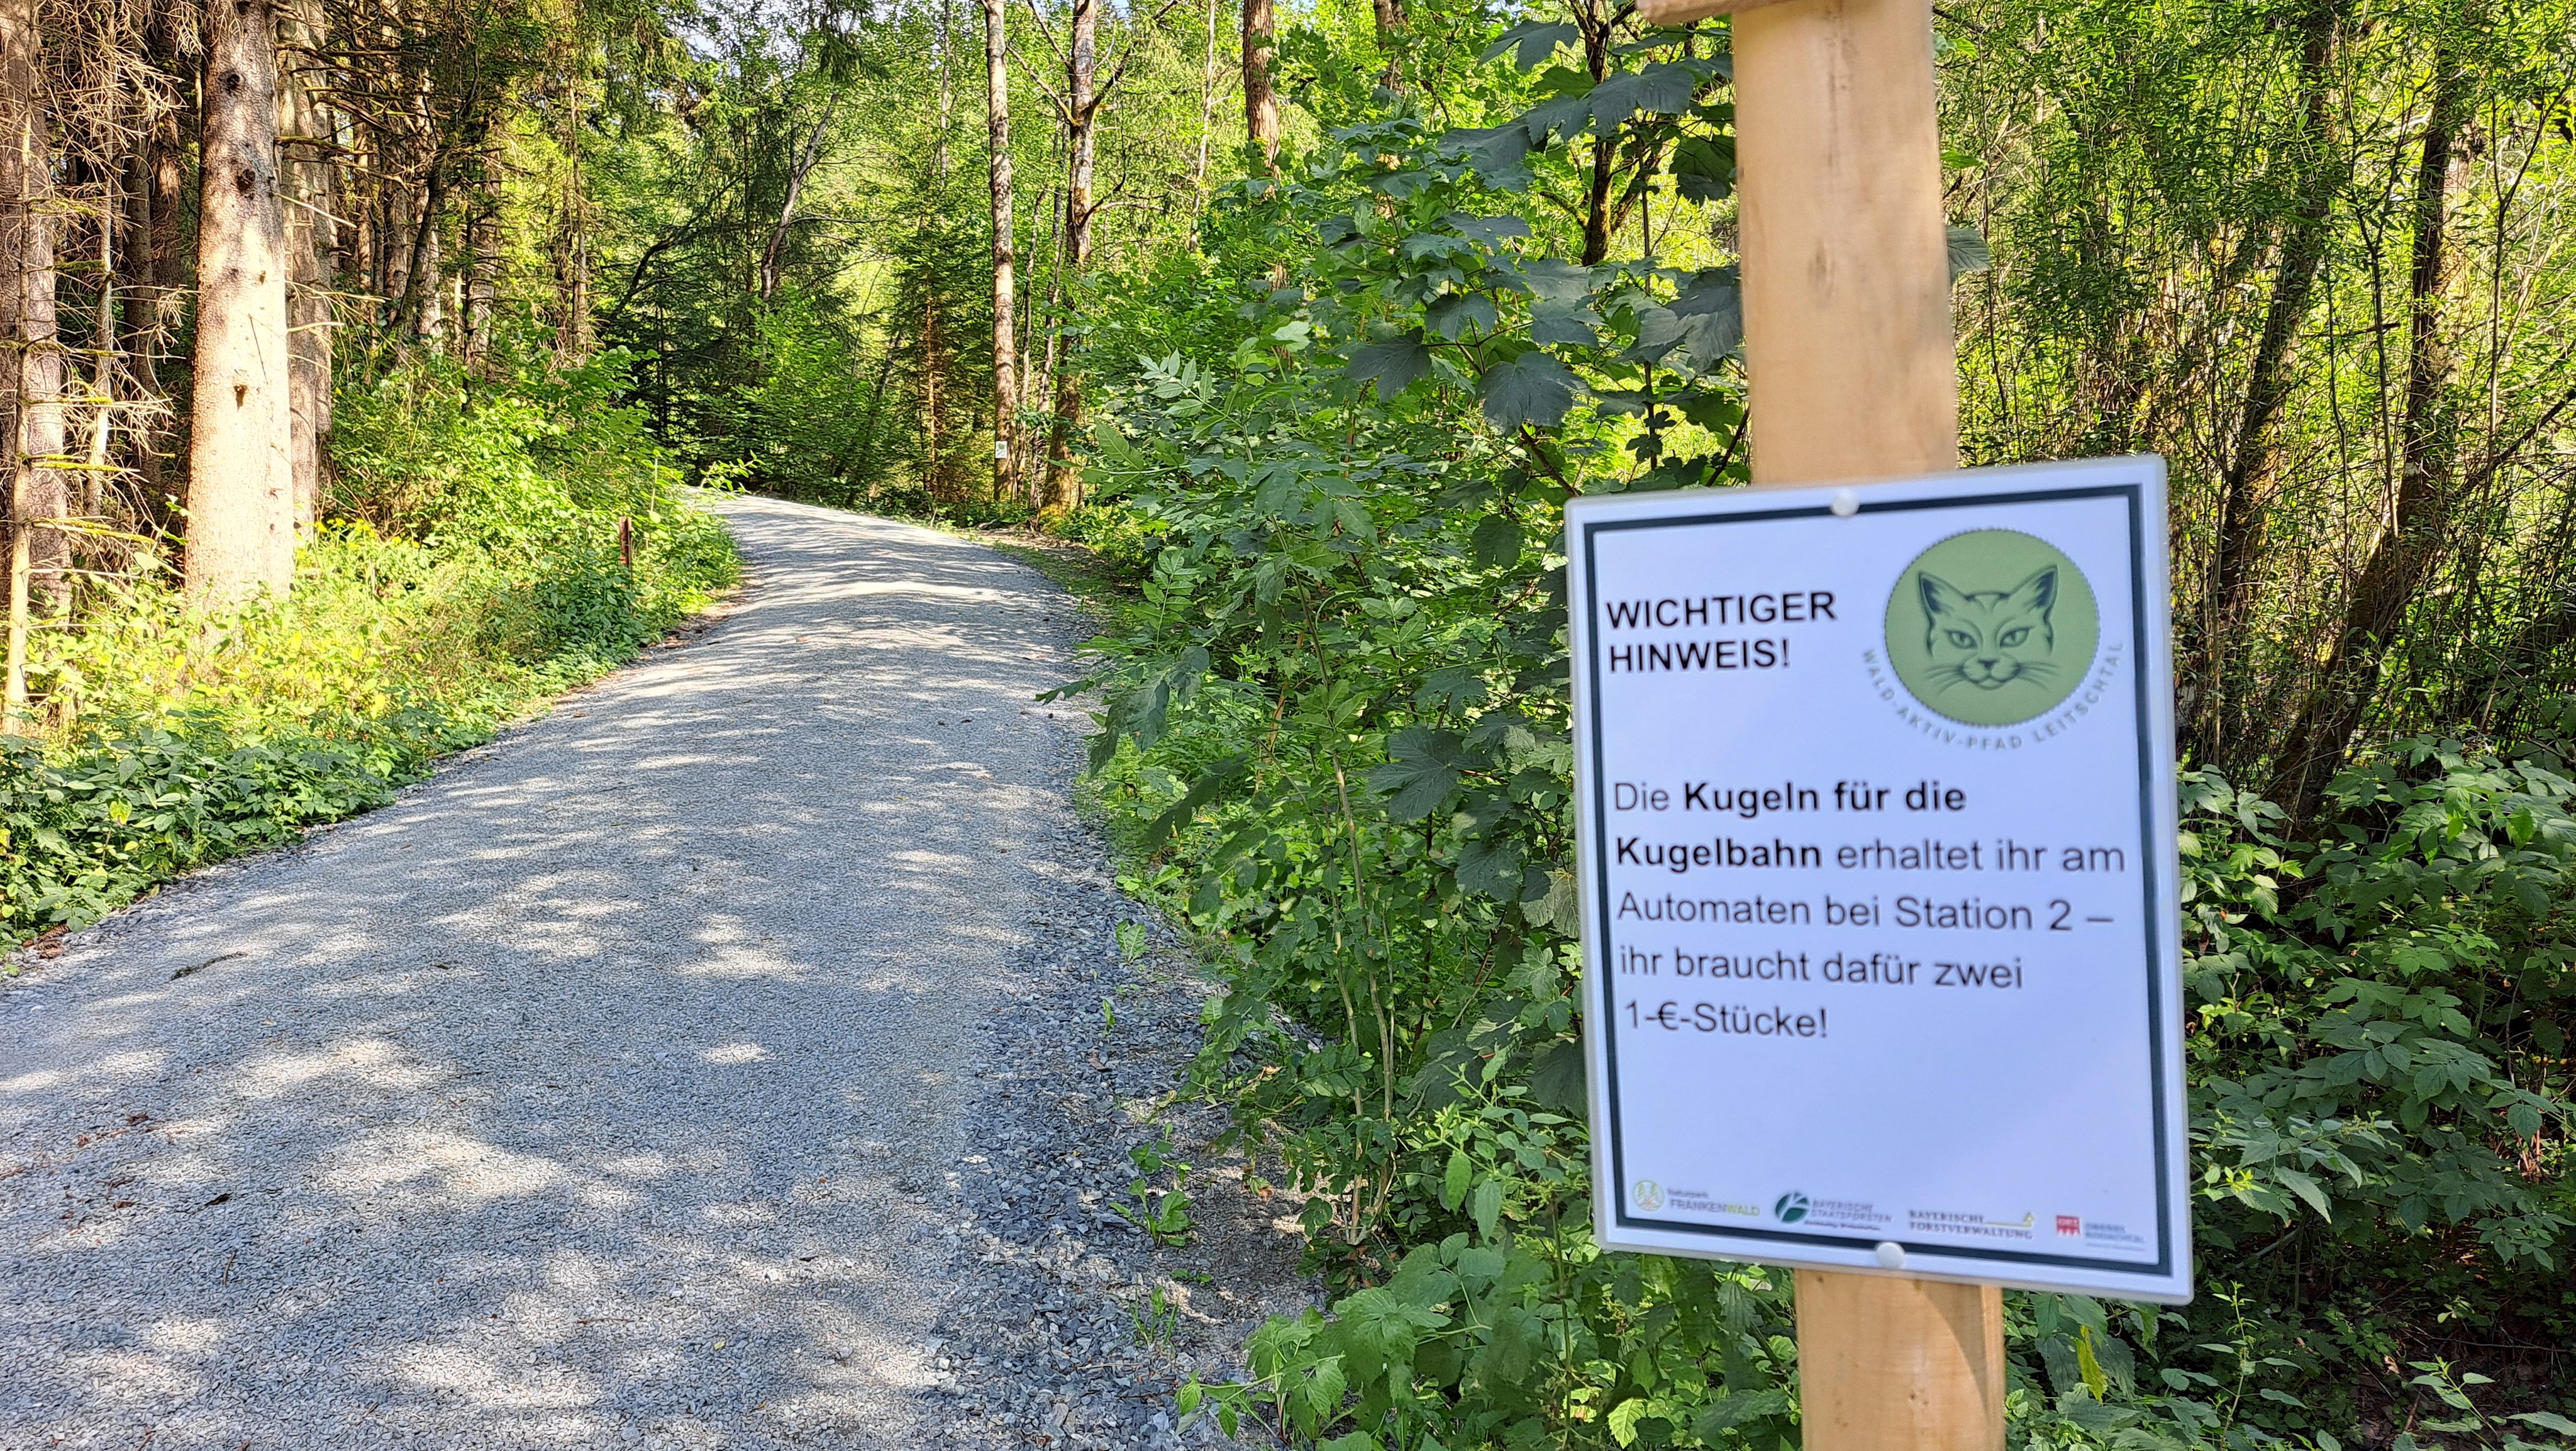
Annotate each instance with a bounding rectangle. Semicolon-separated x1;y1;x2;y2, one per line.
1567;455;2190;1301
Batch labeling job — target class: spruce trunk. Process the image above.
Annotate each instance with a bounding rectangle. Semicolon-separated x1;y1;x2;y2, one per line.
187;0;296;604
281;0;335;529
2;0;65;639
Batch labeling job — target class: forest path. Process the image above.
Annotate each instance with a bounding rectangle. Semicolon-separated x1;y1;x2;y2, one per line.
0;495;1132;1448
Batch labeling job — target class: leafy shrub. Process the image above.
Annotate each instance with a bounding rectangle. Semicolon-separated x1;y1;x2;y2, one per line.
1058;88;2573;1451
1;353;737;946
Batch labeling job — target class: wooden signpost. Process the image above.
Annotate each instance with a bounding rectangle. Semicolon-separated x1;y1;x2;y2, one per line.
1619;1;1994;1447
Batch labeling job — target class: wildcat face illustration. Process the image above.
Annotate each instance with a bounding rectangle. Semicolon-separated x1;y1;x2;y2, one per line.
1918;567;2059;693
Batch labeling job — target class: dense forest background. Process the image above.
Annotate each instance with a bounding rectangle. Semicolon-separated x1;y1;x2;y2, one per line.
4;0;2572;1446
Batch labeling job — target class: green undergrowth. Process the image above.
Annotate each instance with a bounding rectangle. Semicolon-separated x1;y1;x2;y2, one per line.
0;351;738;952
1038;107;2576;1451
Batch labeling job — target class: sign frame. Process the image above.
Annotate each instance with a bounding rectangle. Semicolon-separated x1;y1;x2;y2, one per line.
1566;454;2192;1304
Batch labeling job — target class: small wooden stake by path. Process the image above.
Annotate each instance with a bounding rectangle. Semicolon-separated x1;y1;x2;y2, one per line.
1626;0;2005;1446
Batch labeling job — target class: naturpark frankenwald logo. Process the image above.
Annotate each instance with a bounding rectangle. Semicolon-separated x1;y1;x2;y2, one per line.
1774;1191;1810;1223
1633;1180;1665;1211
1882;528;2100;728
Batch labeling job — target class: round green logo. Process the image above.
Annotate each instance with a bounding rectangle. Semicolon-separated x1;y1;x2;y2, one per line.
1884;529;2098;728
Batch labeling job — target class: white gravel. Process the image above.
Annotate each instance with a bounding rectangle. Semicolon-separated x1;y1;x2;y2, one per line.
0;495;1309;1450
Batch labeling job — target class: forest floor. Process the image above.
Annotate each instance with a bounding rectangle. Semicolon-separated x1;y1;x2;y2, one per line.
0;494;1311;1450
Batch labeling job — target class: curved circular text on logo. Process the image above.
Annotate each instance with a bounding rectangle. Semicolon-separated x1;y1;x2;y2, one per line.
1883;529;2099;728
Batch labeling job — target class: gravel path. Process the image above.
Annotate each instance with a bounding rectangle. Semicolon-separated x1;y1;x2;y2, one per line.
0;495;1308;1450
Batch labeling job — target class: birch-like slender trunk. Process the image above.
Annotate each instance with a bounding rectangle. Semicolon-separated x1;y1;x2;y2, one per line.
983;0;1017;501
1191;0;1218;213
187;0;297;604
757;104;833;303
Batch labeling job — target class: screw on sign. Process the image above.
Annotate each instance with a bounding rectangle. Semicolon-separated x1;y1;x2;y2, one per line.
1537;4;2192;1451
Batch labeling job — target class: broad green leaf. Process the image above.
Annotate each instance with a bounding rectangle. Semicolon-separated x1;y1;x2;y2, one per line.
1481;19;1578;69
1671;134;1735;203
1480;351;1582;429
1948;223;1994;280
1138;755;1248;851
1456;838;1524;899
1470;513;1523;568
1366;727;1465;820
1514;257;1592;303
2274;1167;2334;1220
1527;1039;1586;1113
1346;331;1431;399
1694;1389;1790;1438
1529;300;1599;346
1428;292;1501;341
1447;213;1534;245
1624;307;1687;364
1588;62;1700;124
1670;268;1743;367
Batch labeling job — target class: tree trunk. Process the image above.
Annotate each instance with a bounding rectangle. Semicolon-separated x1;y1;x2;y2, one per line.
1372;0;1406;90
118;116;167;497
381;178;413;318
1;0;40;719
758;109;833;304
1191;0;1219;214
1577;14;1615;266
1240;0;1278;167
984;0;1017;503
281;0;335;529
1028;177;1058;418
935;0;955;181
1;0;64;630
2189;0;2349;765
187;0;297;604
1043;0;1097;511
120;5;189;504
84;137;119;523
923;288;945;498
463;182;498;374
2268;34;2473;821
553;75;589;361
411;172;447;343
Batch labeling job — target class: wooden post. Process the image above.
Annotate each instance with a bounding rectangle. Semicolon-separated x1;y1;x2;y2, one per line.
1628;0;2004;1445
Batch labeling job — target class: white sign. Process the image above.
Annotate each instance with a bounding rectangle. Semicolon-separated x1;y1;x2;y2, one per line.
1565;455;2190;1301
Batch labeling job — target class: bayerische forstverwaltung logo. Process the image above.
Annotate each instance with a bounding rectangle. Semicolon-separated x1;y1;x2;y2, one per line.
1882;529;2100;728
